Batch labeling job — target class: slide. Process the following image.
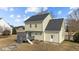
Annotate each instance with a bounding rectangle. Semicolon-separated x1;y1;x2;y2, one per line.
26;38;33;45
26;34;33;45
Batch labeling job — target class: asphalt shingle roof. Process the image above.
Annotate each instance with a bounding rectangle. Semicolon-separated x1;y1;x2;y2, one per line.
45;18;64;31
25;13;49;22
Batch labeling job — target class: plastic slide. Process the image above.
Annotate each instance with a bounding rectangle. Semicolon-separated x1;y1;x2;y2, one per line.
26;34;33;45
26;38;33;45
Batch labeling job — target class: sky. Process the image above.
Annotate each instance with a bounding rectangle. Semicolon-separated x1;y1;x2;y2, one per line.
0;7;74;27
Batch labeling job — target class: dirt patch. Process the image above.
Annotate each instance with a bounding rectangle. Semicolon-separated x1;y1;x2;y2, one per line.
15;40;79;51
0;35;79;51
0;35;16;48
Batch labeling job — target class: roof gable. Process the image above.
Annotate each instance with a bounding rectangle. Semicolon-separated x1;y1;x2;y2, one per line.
15;26;25;29
0;18;12;30
25;13;49;22
45;18;64;31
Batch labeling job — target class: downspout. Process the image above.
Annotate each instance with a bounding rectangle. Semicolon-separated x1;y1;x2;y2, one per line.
58;32;60;44
44;31;45;41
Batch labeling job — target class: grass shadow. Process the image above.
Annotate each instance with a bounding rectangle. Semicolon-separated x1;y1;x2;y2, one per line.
0;35;10;38
65;40;79;44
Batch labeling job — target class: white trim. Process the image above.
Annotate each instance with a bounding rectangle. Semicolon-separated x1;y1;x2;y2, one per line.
50;35;53;42
43;32;45;41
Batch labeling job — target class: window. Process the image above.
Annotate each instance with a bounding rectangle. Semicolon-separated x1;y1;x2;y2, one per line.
35;33;37;35
38;32;42;35
35;24;37;28
30;24;32;28
32;36;35;39
35;32;42;35
51;35;53;39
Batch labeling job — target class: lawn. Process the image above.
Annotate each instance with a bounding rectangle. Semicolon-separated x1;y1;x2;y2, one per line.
15;40;79;51
0;35;16;48
0;35;79;51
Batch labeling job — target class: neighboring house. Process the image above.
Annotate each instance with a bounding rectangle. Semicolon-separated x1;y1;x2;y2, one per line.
15;26;25;32
0;18;12;35
24;13;65;43
65;32;75;40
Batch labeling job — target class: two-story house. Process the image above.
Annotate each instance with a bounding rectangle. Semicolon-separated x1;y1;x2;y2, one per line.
0;18;12;35
15;26;25;32
24;13;65;43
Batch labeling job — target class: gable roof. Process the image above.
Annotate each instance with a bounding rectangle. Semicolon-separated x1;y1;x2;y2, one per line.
45;18;64;31
25;13;49;23
15;26;25;30
0;18;12;30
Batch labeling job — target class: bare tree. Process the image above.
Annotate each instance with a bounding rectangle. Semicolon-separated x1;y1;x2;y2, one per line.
67;8;79;32
66;8;79;40
68;8;79;20
66;19;79;40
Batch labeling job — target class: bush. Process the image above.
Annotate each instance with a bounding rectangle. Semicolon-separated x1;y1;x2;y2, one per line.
2;30;11;36
73;32;79;42
12;27;17;34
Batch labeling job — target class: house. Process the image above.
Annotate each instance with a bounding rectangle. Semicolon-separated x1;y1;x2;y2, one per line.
15;26;25;32
0;18;12;35
65;32;75;40
24;13;65;43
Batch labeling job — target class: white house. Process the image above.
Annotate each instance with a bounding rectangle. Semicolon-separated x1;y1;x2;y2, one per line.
0;18;12;35
24;13;65;43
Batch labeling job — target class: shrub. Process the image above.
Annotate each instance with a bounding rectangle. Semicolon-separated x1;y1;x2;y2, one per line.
73;32;79;42
12;27;17;34
2;30;11;36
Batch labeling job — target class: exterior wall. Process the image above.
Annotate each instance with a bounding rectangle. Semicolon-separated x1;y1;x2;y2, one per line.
59;20;65;43
24;14;52;41
0;26;3;35
30;32;44;41
0;27;12;35
24;14;65;43
25;14;52;32
65;32;74;40
0;19;12;35
10;29;12;35
65;35;73;40
25;22;43;31
16;28;25;32
45;31;59;43
42;14;52;31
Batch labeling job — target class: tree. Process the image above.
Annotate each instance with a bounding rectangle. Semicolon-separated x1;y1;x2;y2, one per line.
12;27;17;34
73;32;79;42
66;8;79;40
67;19;79;32
68;8;79;21
2;30;11;36
66;19;79;40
